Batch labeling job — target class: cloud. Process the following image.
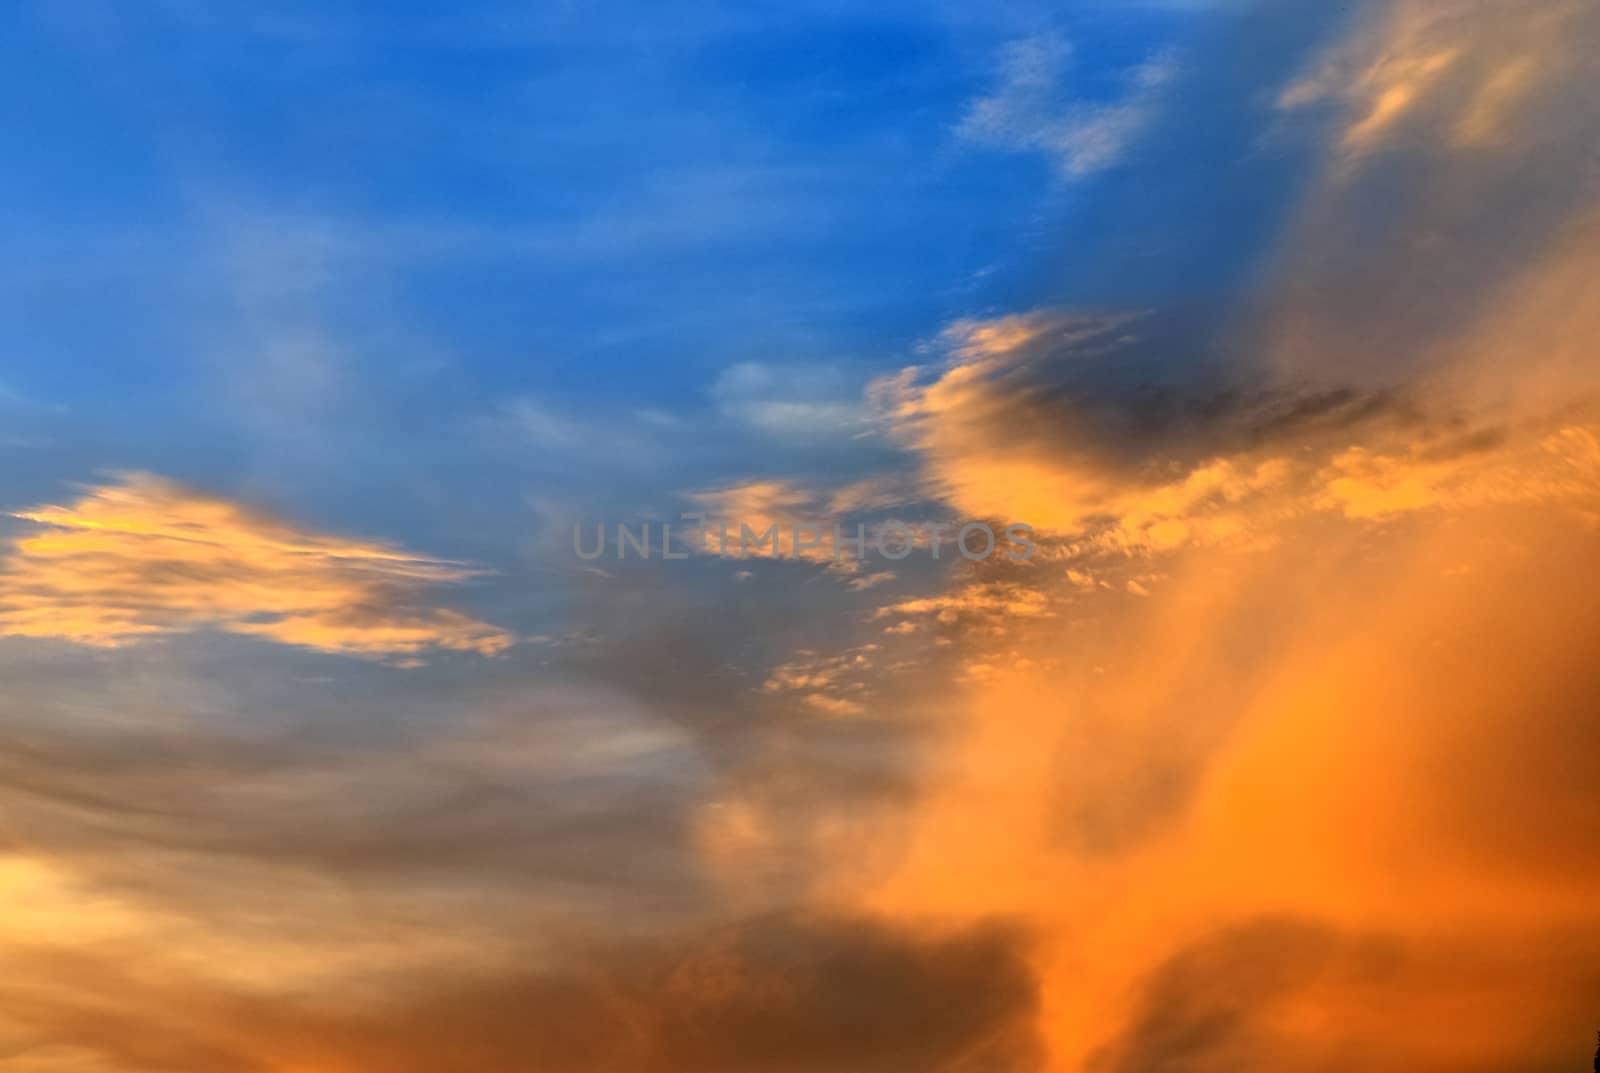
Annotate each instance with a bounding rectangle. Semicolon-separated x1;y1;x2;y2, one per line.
805;694;866;716
0;913;1041;1073
826;476;919;515
9;4;1600;1071
850;473;1600;1068
0;473;512;660
711;361;872;441
761;645;883;716
873;302;1600;574
686;478;931;568
0;678;711;944
957;34;1177;178
785;7;1600;1070
689;479;837;563
846;571;895;593
0;380;61;413
1261;0;1600;395
482;397;694;481
873;582;1053;627
1277;0;1588;157
496;397;589;450
1092;917;1600;1073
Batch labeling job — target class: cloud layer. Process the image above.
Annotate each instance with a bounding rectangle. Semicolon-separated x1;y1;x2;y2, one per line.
4;0;1600;1070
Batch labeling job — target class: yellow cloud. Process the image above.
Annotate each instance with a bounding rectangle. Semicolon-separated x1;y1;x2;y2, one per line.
0;474;512;659
803;694;866;717
874;582;1053;626
761;645;880;716
689;480;831;561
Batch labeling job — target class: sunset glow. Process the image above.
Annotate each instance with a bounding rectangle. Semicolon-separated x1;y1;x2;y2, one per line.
2;1;1597;1070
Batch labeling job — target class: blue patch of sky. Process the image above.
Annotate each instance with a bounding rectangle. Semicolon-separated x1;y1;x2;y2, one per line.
1;0;1347;561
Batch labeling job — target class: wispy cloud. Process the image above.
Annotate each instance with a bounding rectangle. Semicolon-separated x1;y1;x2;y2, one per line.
0;474;512;660
687;478;877;566
761;644;882;716
957;33;1177;178
1278;0;1586;157
711;361;873;441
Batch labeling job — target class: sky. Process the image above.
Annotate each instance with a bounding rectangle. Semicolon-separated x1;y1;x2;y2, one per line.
2;0;1599;1070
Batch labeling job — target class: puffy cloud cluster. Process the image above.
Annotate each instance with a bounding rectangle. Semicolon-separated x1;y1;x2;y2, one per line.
874;319;1600;592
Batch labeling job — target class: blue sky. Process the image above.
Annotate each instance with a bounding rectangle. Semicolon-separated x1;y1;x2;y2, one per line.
2;0;1293;540
0;0;1386;748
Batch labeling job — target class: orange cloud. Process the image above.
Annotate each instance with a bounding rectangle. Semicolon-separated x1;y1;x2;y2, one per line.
790;5;1600;1068
689;479;836;562
0;474;512;659
874;581;1053;627
872;303;1600;598
761;645;882;716
1277;0;1583;157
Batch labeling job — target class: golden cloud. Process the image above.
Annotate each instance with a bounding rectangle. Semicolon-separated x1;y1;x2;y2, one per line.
689;480;837;562
688;478;937;569
0;473;512;659
872;305;1600;596
1277;0;1584;157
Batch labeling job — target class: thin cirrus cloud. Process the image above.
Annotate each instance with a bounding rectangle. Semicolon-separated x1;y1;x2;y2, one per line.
0;473;512;660
957;33;1177;177
1277;0;1583;156
711;361;873;441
